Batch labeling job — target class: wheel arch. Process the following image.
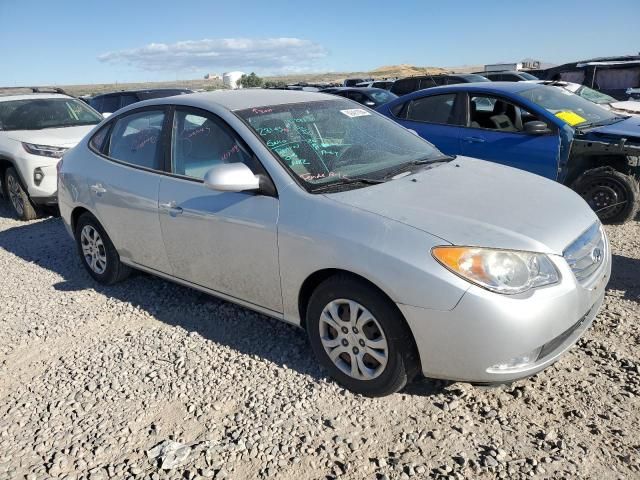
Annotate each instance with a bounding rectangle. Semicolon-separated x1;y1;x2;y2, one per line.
297;268;422;371
70;205;97;232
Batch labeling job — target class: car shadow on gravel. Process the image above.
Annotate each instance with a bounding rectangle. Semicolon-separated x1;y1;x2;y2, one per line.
609;254;640;303
0;210;446;397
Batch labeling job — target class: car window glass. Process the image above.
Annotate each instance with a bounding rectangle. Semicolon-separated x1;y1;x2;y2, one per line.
101;96;121;114
405;93;459;124
391;78;418;95
469;95;544;132
431;77;447;86
90;124;110;152
347;91;366;103
595;67;640;90
559;70;586;84
108;110;165;169
171;110;253;180
120;94;139;108
89;97;103;112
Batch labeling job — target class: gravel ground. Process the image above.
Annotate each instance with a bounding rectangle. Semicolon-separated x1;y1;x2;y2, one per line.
0;202;638;480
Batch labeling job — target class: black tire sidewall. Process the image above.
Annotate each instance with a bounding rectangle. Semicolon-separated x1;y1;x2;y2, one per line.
306;275;414;397
572;170;640;224
5;168;38;221
75;213;124;285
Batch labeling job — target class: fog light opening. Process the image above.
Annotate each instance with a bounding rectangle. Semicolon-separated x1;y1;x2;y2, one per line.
487;346;542;373
33;168;44;186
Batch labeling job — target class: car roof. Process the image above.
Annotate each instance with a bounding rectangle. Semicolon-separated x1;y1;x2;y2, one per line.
417;81;538;95
0;93;71;102
137;89;333;111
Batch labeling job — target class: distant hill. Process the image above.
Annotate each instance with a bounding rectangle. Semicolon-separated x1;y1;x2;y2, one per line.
49;64;482;96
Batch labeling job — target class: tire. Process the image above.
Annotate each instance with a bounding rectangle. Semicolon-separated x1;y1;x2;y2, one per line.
5;167;38;221
75;213;131;285
571;168;640;224
306;274;419;397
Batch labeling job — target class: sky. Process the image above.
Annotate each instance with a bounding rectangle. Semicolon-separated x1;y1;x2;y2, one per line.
1;0;639;86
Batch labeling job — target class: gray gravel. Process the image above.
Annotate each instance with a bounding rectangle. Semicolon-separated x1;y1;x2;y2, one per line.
0;201;638;480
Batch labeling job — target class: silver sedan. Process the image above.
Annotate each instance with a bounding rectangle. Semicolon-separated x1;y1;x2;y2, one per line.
58;90;611;396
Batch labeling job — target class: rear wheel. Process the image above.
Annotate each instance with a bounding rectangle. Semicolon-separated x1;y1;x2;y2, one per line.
572;168;639;224
75;213;131;285
306;275;418;396
5;168;38;221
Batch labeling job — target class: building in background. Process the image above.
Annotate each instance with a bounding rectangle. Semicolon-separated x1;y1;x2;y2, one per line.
204;73;222;80
223;71;245;89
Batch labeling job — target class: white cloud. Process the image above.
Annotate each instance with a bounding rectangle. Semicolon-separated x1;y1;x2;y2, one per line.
98;38;327;74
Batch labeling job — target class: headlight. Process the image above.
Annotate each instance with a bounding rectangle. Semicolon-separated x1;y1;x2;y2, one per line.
432;246;560;294
22;142;67;158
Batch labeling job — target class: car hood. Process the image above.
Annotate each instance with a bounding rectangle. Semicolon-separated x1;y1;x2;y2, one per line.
326;157;597;255
6;125;96;147
609;100;640;115
587;115;640;139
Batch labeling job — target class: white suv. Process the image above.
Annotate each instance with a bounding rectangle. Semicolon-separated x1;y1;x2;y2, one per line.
0;89;103;220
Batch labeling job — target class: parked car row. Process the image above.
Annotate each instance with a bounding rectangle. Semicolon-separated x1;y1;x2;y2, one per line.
0;82;629;397
376;81;640;224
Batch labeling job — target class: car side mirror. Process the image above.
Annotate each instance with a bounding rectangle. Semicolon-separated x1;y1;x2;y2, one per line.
524;121;552;135
203;163;260;192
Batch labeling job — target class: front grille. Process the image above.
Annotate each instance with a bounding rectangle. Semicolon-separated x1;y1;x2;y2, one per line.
537;308;591;360
563;222;606;285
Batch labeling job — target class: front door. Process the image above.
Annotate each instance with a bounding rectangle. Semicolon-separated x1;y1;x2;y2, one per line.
158;107;282;313
461;94;561;179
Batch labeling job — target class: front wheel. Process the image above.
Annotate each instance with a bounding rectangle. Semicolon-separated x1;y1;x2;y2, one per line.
5;168;38;221
306;275;418;397
572;168;639;224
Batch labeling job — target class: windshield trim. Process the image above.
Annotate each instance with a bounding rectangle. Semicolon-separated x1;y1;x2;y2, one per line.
234;99;443;194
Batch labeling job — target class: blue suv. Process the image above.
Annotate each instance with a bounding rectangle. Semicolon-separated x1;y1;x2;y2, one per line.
377;82;640;223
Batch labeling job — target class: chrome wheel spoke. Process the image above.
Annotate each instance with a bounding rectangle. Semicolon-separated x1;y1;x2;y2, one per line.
80;225;107;274
319;298;389;382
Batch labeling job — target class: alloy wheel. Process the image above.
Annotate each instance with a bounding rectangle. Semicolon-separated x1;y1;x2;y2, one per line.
319;299;388;381
80;225;107;274
7;174;24;216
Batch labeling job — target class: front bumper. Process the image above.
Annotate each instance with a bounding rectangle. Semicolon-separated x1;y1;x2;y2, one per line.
398;243;611;383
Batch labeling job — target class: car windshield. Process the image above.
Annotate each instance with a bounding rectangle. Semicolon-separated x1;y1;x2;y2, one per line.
463;74;491;82
518;72;538;80
518;86;618;127
369;91;397;104
237;99;445;190
0;98;102;130
575;85;616;104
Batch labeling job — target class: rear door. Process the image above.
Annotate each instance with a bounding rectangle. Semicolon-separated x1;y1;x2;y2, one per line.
460;93;560;179
88;107;172;272
157;107;282;313
392;92;466;155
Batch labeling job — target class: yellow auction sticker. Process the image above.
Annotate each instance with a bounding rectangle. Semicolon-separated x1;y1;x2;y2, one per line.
555;110;587;126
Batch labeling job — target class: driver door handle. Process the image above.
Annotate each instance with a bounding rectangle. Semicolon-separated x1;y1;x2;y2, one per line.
463;136;486;143
90;183;107;195
160;201;183;215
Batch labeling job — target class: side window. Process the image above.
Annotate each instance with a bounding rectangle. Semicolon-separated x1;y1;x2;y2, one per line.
405;93;459;124
101;95;121;114
107;110;166;170
419;77;437;89
468;95;546;132
347;91;367;103
89;124;110;152
391;78;418;96
89;97;103;112
445;77;464;85
431;77;447;86
171;110;253;180
120;94;139;108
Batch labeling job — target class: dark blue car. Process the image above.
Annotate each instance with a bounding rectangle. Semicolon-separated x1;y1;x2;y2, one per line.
377;82;640;223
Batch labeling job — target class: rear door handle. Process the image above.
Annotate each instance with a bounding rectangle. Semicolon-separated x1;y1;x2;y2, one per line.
463;136;486;143
160;201;183;215
90;183;107;195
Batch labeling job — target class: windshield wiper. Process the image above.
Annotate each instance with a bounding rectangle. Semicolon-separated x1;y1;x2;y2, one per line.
311;177;385;193
382;154;455;179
